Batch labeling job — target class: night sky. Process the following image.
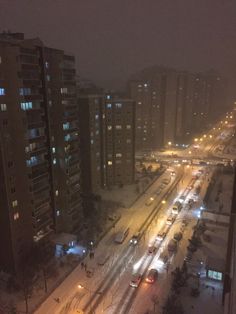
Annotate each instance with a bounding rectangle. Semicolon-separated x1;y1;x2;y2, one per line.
1;0;236;88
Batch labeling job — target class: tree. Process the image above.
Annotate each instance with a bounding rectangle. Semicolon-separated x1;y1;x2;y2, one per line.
163;294;184;314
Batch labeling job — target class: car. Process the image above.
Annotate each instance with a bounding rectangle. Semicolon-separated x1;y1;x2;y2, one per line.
179;195;186;203
166;216;174;225
174;232;183;241
170;171;176;176
148;245;157;254
130;232;141;246
129;273;142;288
145;269;158;283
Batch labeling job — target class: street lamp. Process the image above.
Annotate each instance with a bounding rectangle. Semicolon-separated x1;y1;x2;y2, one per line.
167;141;172;146
194;138;198;142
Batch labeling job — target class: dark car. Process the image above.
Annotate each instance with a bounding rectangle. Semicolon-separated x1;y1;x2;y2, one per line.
145;269;158;283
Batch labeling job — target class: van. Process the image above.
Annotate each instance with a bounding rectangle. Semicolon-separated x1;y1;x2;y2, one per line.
114;227;130;244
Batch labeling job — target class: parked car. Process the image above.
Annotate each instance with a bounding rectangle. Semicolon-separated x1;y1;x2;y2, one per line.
174;232;183;241
130;273;142;288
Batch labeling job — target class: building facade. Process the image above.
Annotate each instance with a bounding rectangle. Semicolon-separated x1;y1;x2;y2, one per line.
78;92;135;194
0;33;83;274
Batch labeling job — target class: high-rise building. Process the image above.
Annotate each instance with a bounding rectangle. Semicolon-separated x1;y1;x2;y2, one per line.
129;66;226;151
78;92;135;194
0;32;83;274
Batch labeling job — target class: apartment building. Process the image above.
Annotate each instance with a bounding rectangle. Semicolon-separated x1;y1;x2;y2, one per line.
78;92;135;194
0;33;82;274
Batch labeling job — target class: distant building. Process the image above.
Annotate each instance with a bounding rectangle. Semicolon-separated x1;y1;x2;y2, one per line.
128;66;227;151
0;32;83;274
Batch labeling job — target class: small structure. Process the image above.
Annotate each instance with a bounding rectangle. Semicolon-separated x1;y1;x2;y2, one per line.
206;256;225;281
51;233;77;257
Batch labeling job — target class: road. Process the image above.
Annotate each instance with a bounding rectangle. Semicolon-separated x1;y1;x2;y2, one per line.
35;114;235;314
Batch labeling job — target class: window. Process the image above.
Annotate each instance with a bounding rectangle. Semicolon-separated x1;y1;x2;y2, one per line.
0;103;7;111
95;114;99;120
116;153;122;157
126;139;131;143
126;125;131;129
116;125;122;130
45;61;49;68
61;87;68;94
14;212;20;221
55;190;59;196
21;102;33;110
56;210;60;217
91;139;94;144
48;100;52;107
63;122;70;130
107;103;112;109
19;88;31;96
106;95;111;100
0;88;5;95
12;200;18;207
52;147;56;153
108;161;112;165
53;158;57;165
208;270;222;281
107;125;112;130
46;75;50;81
115;103;122;108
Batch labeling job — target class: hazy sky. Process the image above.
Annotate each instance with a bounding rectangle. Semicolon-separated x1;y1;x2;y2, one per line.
1;0;236;88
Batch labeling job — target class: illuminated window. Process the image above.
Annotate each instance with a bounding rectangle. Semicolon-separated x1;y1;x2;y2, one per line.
61;87;68;94
0;103;7;111
56;210;60;216
21;102;33;110
116;125;122;130
14;212;20;220
0;88;5;95
107;125;112;130
107;103;112;109
115;103;122;108
12;200;18;207
52;147;56;153
53;158;57;165
55;190;59;196
116;153;122;157
126;125;131;129
108;161;112;165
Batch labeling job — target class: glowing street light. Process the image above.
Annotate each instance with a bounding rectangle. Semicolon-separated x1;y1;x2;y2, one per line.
167;141;172;146
188;150;192;154
194;138;198;142
162;200;166;204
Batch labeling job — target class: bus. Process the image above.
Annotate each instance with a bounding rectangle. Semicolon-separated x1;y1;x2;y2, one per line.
114;227;130;244
172;201;182;215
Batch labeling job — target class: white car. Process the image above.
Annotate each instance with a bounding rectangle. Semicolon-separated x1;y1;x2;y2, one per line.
130;273;142;288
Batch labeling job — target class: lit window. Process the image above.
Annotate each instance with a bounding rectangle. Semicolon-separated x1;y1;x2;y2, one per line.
106;95;111;100
144;83;148;87
61;87;68;94
0;88;5;95
116;125;122;130
12;200;18;207
116;153;122;157
95;114;99;120
52;147;56;153
56;210;60;216
14;212;20;220
63;122;70;130
53;158;57;165
46;75;50;81
107;125;112;130
48;100;52;106
21;102;33;110
107;103;112;109
0;103;7;111
55;190;59;196
91;139;94;144
96;130;99;135
45;61;49;68
108;161;112;165
126;125;131;129
115;103;122;108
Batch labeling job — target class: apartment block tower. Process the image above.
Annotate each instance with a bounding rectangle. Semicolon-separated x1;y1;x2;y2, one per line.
0;33;82;274
78;91;135;195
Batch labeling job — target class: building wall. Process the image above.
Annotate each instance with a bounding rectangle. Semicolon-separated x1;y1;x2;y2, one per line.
0;33;83;273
